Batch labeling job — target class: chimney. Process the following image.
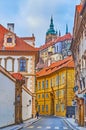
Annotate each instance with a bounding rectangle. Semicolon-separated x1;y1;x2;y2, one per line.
7;23;14;32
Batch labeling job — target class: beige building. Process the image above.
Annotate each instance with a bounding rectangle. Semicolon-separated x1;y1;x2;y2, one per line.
0;23;38;122
71;0;86;127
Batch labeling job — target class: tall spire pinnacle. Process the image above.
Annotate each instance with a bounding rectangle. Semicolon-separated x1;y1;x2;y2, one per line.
50;16;54;30
66;24;68;34
46;16;57;36
45;16;57;43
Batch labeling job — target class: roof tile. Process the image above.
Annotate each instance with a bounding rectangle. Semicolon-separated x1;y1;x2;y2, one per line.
0;24;38;52
36;56;74;77
76;5;82;13
12;73;24;80
39;33;72;51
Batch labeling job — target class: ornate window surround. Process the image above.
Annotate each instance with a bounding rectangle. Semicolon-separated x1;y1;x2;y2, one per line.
3;32;16;47
5;57;15;72
17;57;28;72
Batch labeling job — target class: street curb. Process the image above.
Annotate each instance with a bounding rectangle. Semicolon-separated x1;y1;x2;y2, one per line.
9;118;41;130
21;117;41;129
63;119;79;130
10;126;23;130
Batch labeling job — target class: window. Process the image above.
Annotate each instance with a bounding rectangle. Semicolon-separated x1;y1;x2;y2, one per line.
38;82;41;90
56;76;59;86
5;57;14;72
56;91;59;96
54;46;56;53
59;90;61;96
42;105;44;112
57;45;58;52
46;80;48;88
38;105;40;112
7;37;12;43
46;105;48;112
62;90;65;95
46;93;48;98
50;79;52;87
56;104;60;112
52;78;55;87
38;94;40;99
59;75;61;85
62;74;65;84
20;59;26;72
62;104;64;112
42;81;44;89
42;94;44;98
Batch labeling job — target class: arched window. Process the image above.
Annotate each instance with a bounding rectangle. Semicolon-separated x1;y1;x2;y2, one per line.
19;58;26;72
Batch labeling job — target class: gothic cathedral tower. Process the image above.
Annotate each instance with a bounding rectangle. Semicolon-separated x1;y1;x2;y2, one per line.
45;16;57;43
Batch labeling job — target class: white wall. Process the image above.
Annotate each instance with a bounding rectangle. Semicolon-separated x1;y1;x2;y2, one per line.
0;72;15;128
0;55;35;93
22;89;32;120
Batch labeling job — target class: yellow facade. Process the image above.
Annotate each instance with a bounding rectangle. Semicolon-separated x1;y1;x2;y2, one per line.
36;67;75;117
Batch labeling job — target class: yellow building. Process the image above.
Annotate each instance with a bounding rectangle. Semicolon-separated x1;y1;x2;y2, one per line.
36;56;75;117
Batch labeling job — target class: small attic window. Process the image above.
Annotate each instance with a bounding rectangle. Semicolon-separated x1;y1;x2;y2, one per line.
7;37;12;43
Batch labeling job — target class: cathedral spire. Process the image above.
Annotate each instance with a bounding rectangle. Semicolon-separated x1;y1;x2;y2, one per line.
66;24;68;34
45;16;57;43
50;16;54;30
46;16;57;35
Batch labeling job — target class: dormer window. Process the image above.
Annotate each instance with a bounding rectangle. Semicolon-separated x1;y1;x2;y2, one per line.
7;37;12;43
3;32;16;47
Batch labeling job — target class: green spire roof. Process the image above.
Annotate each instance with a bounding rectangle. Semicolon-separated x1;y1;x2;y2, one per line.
66;24;68;34
46;16;57;35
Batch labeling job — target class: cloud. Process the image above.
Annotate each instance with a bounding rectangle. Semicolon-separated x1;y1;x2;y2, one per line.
0;0;80;46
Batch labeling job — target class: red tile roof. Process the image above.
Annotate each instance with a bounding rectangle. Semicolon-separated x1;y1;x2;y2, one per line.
21;37;35;41
76;5;82;13
12;73;24;80
39;33;72;51
0;24;38;52
36;56;74;77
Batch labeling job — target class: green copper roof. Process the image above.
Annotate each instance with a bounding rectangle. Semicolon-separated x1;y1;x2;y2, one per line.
66;24;68;34
46;16;57;35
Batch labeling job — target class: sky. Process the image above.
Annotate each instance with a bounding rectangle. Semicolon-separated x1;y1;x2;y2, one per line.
0;0;80;47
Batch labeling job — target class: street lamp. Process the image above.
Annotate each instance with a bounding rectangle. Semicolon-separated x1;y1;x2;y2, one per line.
27;99;31;107
72;99;77;106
